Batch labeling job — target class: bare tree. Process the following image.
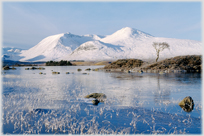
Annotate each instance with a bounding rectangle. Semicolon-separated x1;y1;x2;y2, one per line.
152;42;170;62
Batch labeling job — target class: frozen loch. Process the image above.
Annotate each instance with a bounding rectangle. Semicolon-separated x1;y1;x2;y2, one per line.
2;66;201;134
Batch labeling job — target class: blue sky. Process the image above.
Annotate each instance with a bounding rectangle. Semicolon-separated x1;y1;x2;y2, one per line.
3;2;201;49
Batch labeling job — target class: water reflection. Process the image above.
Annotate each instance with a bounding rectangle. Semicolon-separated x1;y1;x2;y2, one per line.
2;66;201;134
154;75;170;104
109;72;143;80
2;67;201;109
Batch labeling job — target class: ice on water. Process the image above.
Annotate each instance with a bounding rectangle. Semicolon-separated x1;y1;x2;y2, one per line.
2;66;201;134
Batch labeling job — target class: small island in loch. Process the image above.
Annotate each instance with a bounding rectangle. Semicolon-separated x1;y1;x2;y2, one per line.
102;55;202;73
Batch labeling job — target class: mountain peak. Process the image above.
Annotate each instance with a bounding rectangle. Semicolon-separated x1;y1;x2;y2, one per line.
119;27;135;33
100;27;153;44
115;27;153;37
16;27;201;62
63;32;80;38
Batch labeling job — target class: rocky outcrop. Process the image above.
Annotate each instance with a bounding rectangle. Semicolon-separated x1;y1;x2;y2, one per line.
85;68;91;71
104;59;144;70
31;108;51;114
38;67;45;70
29;67;37;70
92;68;99;71
142;55;201;73
25;67;45;70
84;93;107;105
92;99;100;105
178;96;194;112
2;66;16;70
52;71;60;74
46;60;72;66
103;55;201;73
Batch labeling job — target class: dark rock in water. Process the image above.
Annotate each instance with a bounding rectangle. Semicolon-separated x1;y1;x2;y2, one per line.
2;65;16;70
92;99;100;106
138;70;143;73
125;70;131;73
3;66;10;70
85;68;91;71
85;93;107;103
30;67;37;70
25;67;45;70
38;67;45;70
178;96;194;112
52;71;60;74
92;68;99;71
31;108;50;114
85;93;106;99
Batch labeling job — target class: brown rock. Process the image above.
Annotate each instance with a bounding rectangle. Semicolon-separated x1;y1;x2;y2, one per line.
178;96;194;112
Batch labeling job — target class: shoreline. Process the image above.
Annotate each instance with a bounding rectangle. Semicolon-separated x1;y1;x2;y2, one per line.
101;55;202;74
2;55;202;74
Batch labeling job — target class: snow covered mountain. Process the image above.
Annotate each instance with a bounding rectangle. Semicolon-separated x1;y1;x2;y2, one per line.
2;47;24;61
64;27;202;61
19;33;103;61
12;27;202;62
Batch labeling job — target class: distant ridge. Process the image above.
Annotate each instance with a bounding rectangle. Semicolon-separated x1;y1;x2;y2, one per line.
3;27;202;62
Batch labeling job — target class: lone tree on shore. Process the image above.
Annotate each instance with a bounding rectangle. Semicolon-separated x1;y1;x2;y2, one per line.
152;42;170;62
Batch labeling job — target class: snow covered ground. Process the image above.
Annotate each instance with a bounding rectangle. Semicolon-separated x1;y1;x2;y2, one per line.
3;27;202;62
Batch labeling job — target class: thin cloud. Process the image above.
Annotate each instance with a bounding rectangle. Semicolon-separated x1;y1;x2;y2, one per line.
7;4;60;34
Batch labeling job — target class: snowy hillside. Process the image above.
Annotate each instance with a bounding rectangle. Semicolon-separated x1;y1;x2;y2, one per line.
11;27;202;62
66;40;124;60
64;27;202;61
19;33;103;61
2;47;23;61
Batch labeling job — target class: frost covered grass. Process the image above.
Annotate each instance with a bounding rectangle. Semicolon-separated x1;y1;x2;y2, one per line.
3;98;201;134
2;66;202;134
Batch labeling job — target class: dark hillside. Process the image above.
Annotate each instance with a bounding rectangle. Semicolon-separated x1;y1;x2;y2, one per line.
104;59;144;70
103;55;202;73
142;55;201;72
